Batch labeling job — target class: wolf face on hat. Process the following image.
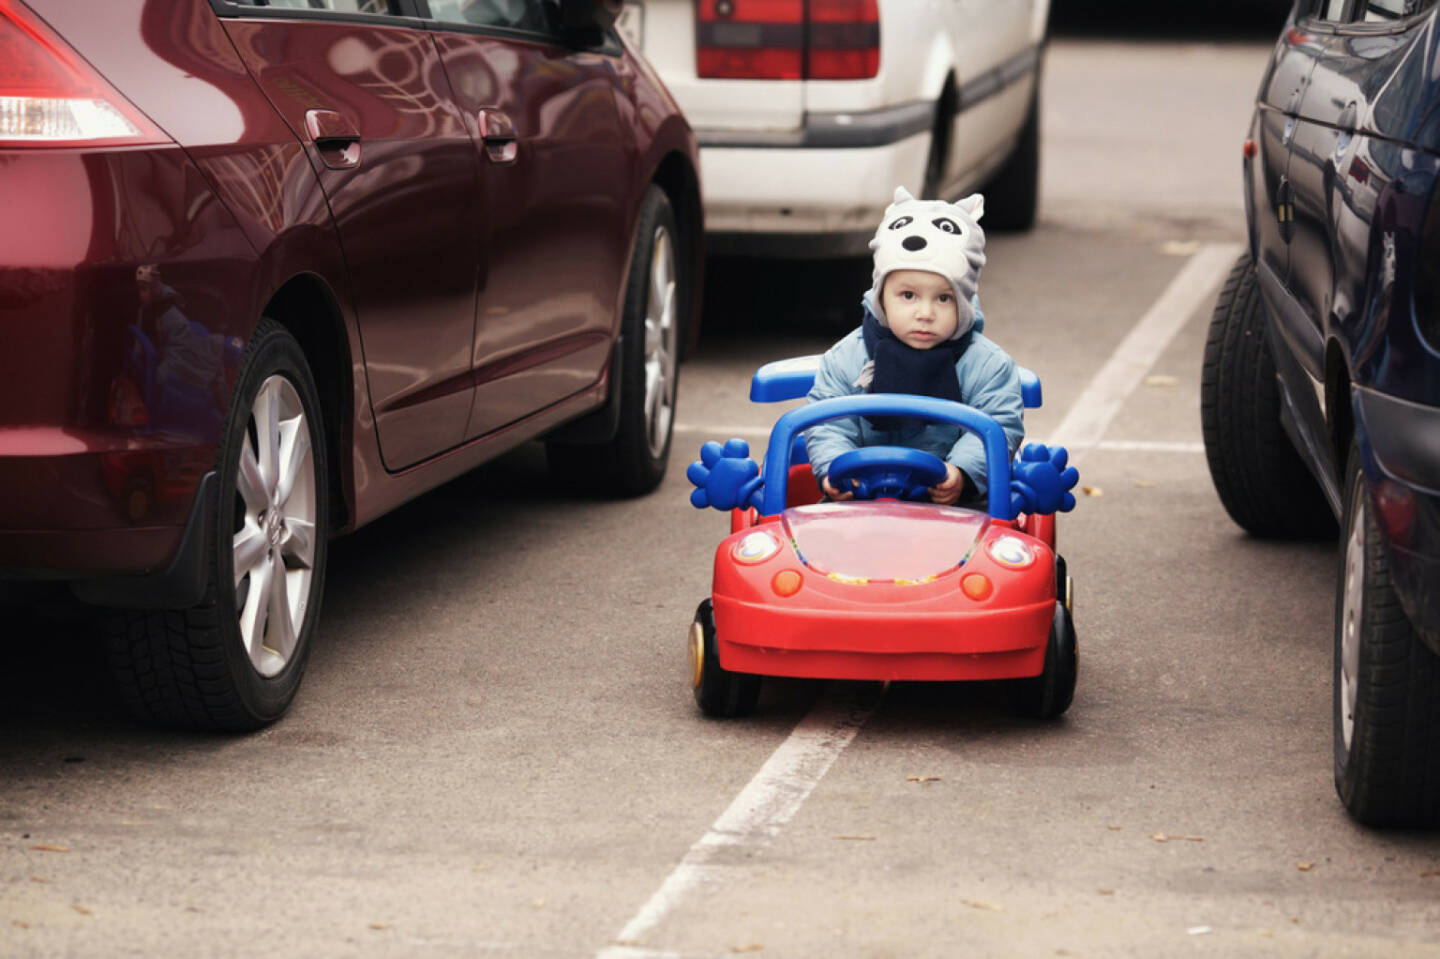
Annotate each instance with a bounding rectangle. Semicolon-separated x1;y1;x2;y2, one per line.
863;186;986;339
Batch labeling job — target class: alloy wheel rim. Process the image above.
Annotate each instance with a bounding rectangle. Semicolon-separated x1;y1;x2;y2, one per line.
231;374;317;678
643;224;677;460
1340;482;1365;751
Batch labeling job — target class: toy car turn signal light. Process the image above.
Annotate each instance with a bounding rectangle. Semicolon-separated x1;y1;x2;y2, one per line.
771;569;802;597
961;573;992;601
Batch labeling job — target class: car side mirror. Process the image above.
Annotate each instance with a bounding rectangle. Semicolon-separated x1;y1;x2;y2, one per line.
559;0;621;40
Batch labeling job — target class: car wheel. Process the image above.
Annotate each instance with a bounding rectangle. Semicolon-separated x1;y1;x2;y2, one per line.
1333;439;1440;827
549;185;682;495
1200;253;1335;539
1008;583;1076;720
980;84;1039;232
104;319;329;730
691;599;761;718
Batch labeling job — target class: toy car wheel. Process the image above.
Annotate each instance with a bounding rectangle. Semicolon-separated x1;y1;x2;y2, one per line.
104;319;329;730
1200;253;1334;539
690;599;761;718
1008;596;1076;721
549;184;683;495
1333;438;1440;827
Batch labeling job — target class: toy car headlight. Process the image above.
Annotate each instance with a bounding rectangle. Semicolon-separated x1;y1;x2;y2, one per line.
733;530;781;564
986;535;1035;569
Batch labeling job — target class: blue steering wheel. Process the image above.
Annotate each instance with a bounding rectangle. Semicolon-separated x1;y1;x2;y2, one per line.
827;447;948;501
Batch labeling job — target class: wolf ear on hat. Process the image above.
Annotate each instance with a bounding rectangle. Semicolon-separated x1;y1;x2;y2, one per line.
892;185;916;205
956;193;985;222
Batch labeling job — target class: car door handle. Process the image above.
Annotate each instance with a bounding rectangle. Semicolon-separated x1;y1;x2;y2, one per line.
477;109;518;165
304;109;361;169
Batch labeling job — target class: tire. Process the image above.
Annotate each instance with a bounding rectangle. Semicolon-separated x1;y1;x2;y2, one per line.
980;84;1039;232
1333;438;1440;827
690;599;761;718
104;319;329;730
549;185;682;495
1200;253;1335;539
1009;564;1076;720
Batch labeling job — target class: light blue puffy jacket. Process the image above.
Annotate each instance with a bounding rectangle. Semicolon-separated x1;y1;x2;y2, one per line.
804;302;1024;495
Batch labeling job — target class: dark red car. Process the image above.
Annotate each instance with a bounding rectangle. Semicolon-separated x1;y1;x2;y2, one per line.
0;0;702;729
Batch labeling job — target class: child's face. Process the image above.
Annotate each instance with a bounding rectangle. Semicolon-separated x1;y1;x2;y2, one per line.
880;270;958;349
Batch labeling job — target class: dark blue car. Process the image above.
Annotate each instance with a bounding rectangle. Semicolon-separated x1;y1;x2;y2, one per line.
1202;0;1440;827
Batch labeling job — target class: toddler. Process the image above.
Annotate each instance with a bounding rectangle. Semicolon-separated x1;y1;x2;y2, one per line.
805;187;1024;505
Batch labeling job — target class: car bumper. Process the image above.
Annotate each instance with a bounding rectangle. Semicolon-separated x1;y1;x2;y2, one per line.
0;429;213;577
1356;386;1440;653
712;593;1053;682
697;103;933;256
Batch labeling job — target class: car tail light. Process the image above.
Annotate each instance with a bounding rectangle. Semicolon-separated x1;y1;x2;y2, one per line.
696;0;879;81
0;0;167;146
807;0;880;80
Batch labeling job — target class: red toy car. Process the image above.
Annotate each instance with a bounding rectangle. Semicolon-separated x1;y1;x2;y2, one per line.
686;356;1077;719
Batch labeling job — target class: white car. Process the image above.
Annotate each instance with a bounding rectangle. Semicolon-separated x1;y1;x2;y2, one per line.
624;0;1050;256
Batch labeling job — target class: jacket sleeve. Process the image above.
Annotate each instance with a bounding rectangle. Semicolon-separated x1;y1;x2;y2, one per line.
803;338;864;483
945;346;1024;495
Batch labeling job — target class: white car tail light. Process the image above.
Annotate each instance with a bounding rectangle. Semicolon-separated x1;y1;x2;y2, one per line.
0;0;168;146
696;0;879;81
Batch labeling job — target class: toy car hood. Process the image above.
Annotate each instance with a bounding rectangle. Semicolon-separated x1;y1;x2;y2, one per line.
781;501;989;583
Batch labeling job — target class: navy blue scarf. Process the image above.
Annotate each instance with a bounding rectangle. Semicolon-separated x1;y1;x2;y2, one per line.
861;309;968;431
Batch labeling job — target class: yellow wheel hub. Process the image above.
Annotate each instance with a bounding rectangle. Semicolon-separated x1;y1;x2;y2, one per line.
688;621;705;689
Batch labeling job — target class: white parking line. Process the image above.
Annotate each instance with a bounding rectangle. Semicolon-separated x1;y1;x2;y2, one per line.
613;245;1231;956
1048;242;1239;456
596;686;882;958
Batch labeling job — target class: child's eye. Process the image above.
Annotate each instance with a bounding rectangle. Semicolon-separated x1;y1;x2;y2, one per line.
932;217;960;234
938;293;953;302
899;290;915;299
887;216;913;230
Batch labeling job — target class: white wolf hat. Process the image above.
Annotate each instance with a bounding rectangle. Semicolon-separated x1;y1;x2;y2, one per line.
863;186;986;339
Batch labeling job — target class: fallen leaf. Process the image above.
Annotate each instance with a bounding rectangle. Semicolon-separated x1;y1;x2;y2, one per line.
531;898;546;909
1421;868;1440;878
30;877;48;884
836;835;876;841
906;776;941;783
1150;833;1204;843
1143;375;1180;388
730;946;764;954
1133;480;1156;488
1296;861;1315;872
1098;888;1115;896
72;905;92;916
960;900;1004;911
1082;485;1104;498
1107;825;1123;831
29;845;69;853
368;923;391;931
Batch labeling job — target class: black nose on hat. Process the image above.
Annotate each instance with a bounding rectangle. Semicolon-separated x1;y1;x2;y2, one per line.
902;235;927;251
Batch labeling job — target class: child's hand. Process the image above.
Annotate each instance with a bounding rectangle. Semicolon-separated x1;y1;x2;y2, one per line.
821;475;855;501
928;462;965;505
